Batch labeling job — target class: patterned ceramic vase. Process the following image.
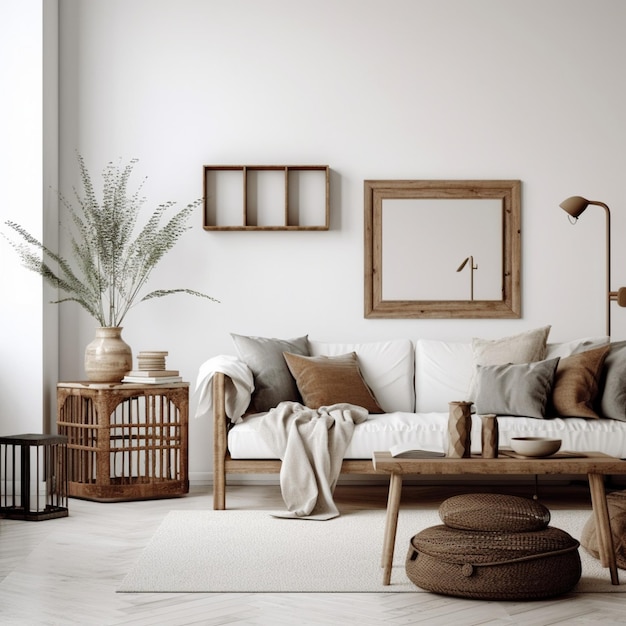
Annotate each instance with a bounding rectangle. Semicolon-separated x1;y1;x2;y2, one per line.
84;327;132;383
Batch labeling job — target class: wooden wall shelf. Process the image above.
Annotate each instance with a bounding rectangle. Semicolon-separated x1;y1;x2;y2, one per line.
203;165;330;230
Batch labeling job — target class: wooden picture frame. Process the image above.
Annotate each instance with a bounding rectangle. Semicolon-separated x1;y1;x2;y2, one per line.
364;179;521;318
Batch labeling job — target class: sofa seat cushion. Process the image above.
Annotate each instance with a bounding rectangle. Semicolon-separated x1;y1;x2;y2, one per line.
229;411;447;459
474;415;626;459
228;412;626;460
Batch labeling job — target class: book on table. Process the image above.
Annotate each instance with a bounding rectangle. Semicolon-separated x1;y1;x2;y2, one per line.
124;370;180;377
122;375;183;384
388;444;445;459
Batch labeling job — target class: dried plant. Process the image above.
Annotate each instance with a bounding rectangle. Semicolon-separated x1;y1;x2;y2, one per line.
4;155;218;327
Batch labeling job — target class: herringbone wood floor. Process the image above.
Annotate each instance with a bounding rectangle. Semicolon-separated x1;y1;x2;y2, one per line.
1;481;625;625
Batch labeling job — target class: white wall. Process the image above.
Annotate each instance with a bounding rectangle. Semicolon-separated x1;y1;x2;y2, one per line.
0;0;58;436
9;0;625;481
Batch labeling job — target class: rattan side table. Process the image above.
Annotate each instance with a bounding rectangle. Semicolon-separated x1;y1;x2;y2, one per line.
56;381;189;501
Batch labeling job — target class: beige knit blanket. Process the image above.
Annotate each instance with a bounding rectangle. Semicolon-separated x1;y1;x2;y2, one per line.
258;401;369;520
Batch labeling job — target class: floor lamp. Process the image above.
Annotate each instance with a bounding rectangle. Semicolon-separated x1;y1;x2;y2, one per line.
560;195;626;336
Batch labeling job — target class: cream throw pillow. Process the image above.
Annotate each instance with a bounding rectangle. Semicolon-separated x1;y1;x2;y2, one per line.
468;326;552;400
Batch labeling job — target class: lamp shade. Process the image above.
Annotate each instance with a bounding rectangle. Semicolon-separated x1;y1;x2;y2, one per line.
560;196;590;219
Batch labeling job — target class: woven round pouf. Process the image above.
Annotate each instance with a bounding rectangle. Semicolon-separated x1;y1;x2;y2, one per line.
438;493;551;532
405;493;581;600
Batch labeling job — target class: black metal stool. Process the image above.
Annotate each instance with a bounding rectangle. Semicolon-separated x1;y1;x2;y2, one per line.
0;433;69;520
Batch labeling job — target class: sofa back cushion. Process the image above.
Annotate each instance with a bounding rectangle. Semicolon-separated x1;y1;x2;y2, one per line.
308;339;414;413
415;335;608;414
545;336;608;359
415;339;474;412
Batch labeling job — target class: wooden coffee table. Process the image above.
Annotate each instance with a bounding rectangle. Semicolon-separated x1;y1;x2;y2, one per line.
372;451;626;586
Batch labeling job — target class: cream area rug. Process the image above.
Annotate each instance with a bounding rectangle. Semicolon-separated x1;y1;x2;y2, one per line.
118;508;624;593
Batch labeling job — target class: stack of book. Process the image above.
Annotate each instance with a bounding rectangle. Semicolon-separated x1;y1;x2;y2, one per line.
122;351;183;384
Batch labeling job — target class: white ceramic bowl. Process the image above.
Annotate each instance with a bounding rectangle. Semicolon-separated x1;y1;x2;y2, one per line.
510;437;562;457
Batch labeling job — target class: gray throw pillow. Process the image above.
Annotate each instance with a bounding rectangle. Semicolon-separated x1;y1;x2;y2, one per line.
600;341;626;421
474;357;560;418
231;333;309;413
468;325;552;400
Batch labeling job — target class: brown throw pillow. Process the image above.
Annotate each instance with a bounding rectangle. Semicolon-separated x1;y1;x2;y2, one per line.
283;352;383;413
550;344;610;418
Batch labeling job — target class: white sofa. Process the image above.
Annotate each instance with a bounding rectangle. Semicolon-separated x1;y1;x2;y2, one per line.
208;331;626;509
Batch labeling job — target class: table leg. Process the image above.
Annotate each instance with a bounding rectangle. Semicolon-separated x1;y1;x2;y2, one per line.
588;472;619;585
381;473;397;566
382;472;403;586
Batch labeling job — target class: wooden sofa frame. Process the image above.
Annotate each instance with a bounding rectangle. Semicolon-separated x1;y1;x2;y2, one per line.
212;373;379;509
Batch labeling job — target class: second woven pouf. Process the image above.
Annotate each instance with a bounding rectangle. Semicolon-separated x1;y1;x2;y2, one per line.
405;493;581;600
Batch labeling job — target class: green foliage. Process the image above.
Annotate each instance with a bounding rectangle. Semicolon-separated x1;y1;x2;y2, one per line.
4;155;218;327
